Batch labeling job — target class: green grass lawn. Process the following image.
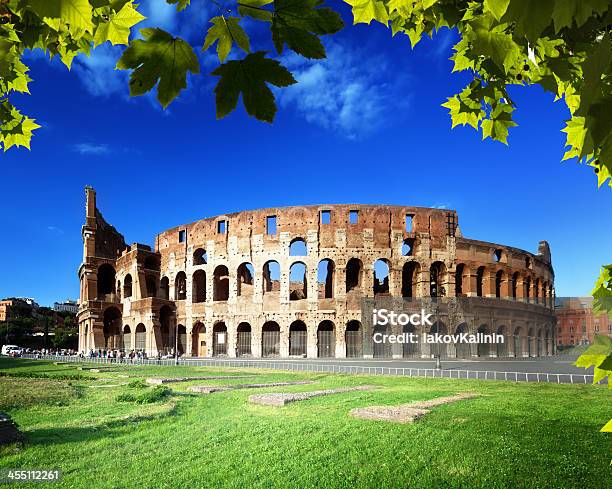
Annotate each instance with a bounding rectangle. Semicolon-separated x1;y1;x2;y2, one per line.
0;358;610;488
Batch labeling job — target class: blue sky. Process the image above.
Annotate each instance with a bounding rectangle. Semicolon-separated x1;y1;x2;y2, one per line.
1;1;610;306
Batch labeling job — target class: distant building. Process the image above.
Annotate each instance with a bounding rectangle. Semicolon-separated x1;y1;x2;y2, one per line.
0;300;12;322
0;297;39;322
555;297;612;347
53;300;79;314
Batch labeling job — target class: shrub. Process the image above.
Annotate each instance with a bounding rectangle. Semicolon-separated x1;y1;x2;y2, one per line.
127;379;147;389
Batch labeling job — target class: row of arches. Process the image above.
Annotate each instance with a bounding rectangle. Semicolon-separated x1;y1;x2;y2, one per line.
98;258;553;306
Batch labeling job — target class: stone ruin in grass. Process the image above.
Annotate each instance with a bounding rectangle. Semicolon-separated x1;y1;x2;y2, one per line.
189;381;313;394
146;375;257;385
248;386;375;406
349;392;479;423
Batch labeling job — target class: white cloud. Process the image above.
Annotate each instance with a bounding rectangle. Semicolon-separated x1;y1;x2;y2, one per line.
431;203;450;209
72;143;111;155
73;44;128;98
277;41;411;139
47;226;65;236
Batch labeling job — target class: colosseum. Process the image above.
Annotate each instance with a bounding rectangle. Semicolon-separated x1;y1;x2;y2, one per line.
77;187;556;359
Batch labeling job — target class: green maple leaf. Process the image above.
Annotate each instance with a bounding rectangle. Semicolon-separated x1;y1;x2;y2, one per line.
483;0;511;21
562;116;593;161
0;106;41;151
577;33;612;119
344;0;389;26
211;51;297;122
502;0;555;42
166;0;190;11
551;0;609;32
468;15;521;74
272;0;344;59
116;28;200;108
28;0;94;35
203;16;250;63
93;1;146;47
481;103;517;144
238;0;274;22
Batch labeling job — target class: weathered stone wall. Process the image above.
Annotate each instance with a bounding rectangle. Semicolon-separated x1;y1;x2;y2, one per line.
77;188;556;358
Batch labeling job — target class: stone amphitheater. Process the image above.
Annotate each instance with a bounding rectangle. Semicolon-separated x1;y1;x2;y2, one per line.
78;187;556;359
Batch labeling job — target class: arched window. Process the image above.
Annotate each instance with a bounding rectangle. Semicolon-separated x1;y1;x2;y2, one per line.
123;325;131;351
123;274;132;298
346;258;362;293
402;261;419;297
345;321;362;358
495;270;503;298
262;321;280;357
177;325;186;354
534;278;540;304
455;264;465;297
97;264;115;298
102;307;121;349
289;238;307;256
146;275;157;298
237;263;255;297
213;322;227;356
160;276;169;300
192;322;206;357
289;320;307;356
175;272;186;300
402;238;414;256
135;323;146;351
493;249;502;262
237;322;252;356
213;265;229;301
289;262;307;300
262;261;280;294
373;259;390;296
476;266;485;297
430;261;446;297
192;270;206;303
317;320;335;358
317;259;335;299
524;276;531;302
159;305;175;353
193;248;207;265
511;272;519;299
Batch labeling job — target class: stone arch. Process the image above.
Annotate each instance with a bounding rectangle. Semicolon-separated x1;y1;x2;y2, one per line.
402;322;420;358
496;325;508;357
429;321;448;358
102;306;121;349
402;238;414;256
289;320;307;357
97;264;115;298
237;263;255;297
289;262;307;300
430;261;447;297
158;305;175;354
262;321;280;357
402;261;419;298
135;323;146;351
213;321;228;356
289;238;307;256
373;322;391;358
213;265;230;301
455;264;466;297
123;324;131;351
177;324;186;354
537;327;544;356
476;266;485;297
317;320;335;358
192;270;206;303
373;259;390;296
345;320;362;358
527;326;535;356
123;274;133;298
175;272;186;300
477;324;491;357
495;270;504;298
193;248;207;265
160;276;169;300
191;322;206;357
262;260;280;294
317;259;335;299
346;258;363;293
511;272;519;299
513;326;524;357
237;322;252;356
454;323;471;359
145;275;157;298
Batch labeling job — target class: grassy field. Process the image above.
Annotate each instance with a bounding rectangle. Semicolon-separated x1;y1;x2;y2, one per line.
0;358;610;488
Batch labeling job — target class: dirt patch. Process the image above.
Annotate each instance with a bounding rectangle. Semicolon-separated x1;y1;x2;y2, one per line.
349;393;479;423
249;386;375;406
